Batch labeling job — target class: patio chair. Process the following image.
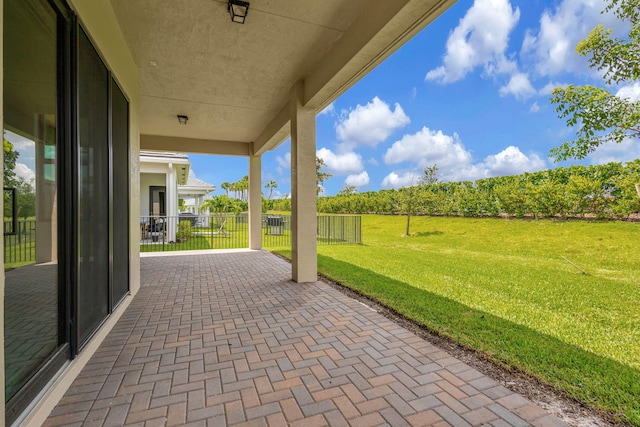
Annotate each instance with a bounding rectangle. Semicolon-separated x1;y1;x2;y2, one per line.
211;219;227;236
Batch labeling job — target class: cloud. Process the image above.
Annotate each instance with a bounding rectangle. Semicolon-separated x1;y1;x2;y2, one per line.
588;138;640;165
529;102;540;113
521;0;619;77
381;170;422;189
345;171;370;188
483;145;546;176
368;158;379;166
335;97;410;151
319;102;335;115
275;152;291;175
383;126;547;182
426;0;520;84
317;147;364;175
276;152;291;169
14;163;35;182
616;82;640;102
539;81;564;95
499;72;536;99
383;127;472;169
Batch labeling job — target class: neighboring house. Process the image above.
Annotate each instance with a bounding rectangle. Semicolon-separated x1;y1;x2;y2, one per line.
179;177;217;215
140;151;215;240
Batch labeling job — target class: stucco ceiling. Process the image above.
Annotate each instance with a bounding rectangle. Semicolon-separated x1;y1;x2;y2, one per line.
110;0;456;154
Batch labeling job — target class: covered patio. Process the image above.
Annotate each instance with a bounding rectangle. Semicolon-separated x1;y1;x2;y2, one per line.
43;251;566;426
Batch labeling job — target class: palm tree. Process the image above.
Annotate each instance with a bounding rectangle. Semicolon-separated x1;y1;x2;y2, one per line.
220;182;231;197
265;180;278;199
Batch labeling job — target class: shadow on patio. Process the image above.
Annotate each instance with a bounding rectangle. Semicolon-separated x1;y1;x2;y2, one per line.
44;250;566;426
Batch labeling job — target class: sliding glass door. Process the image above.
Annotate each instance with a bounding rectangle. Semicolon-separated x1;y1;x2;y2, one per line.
3;0;130;422
3;0;69;421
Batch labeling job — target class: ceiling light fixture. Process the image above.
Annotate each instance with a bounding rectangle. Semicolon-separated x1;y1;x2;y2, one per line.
177;115;188;125
228;0;249;24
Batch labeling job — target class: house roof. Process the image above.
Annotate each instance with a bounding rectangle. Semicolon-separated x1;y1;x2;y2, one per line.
179;177;217;197
111;0;456;156
139;151;191;185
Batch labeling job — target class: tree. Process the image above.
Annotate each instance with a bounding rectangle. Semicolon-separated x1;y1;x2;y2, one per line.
264;180;278;199
550;0;640;161
338;184;357;196
316;157;332;195
220;182;231;197
4;139;19;188
420;164;439;186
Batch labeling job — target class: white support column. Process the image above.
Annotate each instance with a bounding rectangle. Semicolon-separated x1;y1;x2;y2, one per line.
290;81;317;283
248;155;262;250
166;164;177;241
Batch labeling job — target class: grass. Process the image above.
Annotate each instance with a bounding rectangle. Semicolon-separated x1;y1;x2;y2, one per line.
276;215;640;425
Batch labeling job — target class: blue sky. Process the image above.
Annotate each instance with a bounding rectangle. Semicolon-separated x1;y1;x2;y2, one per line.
7;0;638;198
191;0;640;197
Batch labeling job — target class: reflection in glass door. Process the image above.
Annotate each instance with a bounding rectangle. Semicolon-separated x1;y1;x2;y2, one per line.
3;0;62;408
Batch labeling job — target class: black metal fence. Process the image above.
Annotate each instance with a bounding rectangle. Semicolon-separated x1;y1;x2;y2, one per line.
139;213;361;252
4;220;36;268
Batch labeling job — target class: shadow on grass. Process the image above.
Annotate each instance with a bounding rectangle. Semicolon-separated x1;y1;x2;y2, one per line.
310;252;640;425
414;231;444;237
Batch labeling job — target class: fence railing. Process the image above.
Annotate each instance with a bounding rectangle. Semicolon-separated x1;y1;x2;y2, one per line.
139;213;361;252
4;220;36;267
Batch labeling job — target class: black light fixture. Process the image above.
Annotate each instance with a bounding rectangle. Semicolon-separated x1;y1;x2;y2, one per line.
177;115;188;125
228;0;249;24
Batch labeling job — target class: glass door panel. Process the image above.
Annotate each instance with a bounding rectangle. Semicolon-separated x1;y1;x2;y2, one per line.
3;0;60;403
77;28;110;345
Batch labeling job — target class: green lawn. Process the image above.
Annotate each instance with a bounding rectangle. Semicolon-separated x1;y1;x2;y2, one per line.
277;215;640;425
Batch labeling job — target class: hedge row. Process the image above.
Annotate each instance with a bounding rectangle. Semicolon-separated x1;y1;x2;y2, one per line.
314;160;640;219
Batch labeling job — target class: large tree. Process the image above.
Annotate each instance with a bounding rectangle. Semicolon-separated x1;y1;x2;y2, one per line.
550;0;639;162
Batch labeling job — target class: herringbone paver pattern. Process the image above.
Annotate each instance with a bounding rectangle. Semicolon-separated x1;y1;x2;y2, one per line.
45;250;567;426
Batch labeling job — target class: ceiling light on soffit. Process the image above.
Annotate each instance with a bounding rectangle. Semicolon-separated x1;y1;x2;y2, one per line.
228;0;249;24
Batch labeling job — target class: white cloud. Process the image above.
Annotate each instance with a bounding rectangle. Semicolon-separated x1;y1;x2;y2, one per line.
483;145;546;176
276;152;291;169
499;72;536;99
368;157;379;166
588;138;640;165
14;163;35;182
529;102;540;113
335;97;410;151
317;147;364;175
381;170;422;189
383;126;547;182
539;81;564;95
426;0;520;83
319;102;335;115
521;0;619;77
616;82;640;102
383;127;472;169
345;171;370;188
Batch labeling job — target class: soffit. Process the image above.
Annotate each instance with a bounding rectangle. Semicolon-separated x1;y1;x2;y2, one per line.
109;0;456;150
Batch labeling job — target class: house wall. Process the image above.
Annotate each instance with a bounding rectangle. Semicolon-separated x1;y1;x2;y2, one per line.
0;0;142;424
140;173;166;217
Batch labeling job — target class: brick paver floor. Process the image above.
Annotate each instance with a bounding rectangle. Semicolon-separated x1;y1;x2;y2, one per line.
45;250;567;426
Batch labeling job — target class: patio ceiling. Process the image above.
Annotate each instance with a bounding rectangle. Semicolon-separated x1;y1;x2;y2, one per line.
110;0;456;156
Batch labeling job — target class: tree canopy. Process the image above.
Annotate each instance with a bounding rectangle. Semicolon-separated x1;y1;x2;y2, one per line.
550;0;640;161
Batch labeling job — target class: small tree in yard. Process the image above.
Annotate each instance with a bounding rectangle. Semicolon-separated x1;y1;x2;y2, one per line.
316;157;332;195
550;0;639;161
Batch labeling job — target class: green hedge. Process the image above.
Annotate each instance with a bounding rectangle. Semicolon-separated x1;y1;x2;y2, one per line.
315;160;640;219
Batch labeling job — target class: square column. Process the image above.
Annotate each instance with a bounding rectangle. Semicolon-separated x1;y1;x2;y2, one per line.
248;155;262;250
290;81;317;283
